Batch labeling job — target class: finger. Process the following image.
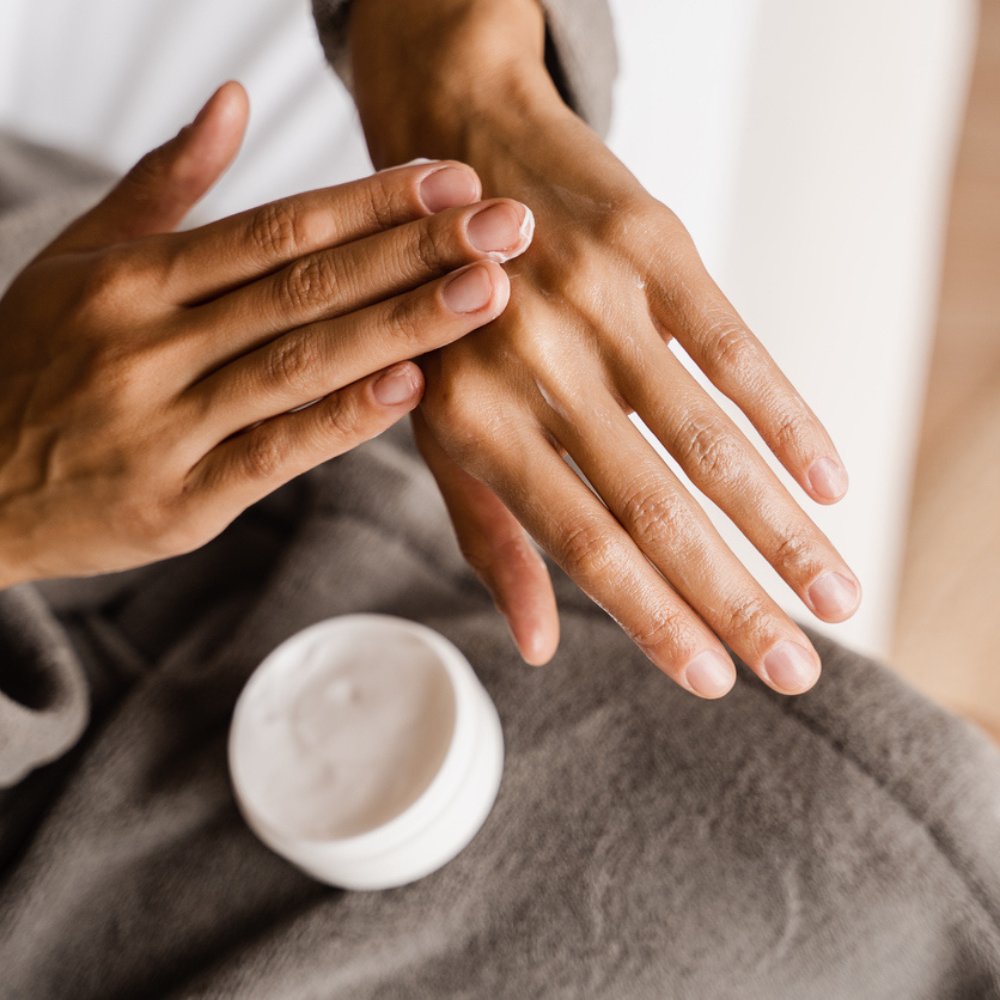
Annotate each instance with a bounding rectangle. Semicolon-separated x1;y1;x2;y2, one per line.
185;197;533;355
189;361;423;512
648;248;849;505
545;378;822;695
49;81;249;254
183;261;510;444
160;159;483;303
412;410;559;666
468;425;738;699
615;333;861;623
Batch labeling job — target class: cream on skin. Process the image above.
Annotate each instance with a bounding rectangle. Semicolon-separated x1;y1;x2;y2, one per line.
235;633;456;840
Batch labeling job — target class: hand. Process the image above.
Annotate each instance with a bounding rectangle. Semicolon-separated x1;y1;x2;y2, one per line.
0;82;532;589
349;0;862;698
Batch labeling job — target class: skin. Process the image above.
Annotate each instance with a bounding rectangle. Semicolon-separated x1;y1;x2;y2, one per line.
0;82;534;589
348;0;863;698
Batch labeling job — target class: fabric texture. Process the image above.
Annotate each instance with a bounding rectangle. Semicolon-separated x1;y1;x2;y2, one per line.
2;424;1000;998
311;0;618;137
0;135;114;786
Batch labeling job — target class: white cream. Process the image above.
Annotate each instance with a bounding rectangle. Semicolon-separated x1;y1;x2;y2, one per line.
234;629;456;841
485;205;536;264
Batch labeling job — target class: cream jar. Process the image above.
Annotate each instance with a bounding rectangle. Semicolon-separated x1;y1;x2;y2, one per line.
228;614;504;890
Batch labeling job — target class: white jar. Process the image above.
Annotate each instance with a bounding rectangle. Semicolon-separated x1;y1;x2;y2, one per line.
228;614;504;891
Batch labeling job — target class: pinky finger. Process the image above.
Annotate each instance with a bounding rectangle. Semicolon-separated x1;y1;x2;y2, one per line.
189;361;423;508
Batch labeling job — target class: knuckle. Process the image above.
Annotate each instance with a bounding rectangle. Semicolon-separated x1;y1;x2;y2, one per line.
315;391;361;441
708;325;761;378
719;594;769;638
594;198;651;248
78;248;132;309
279;253;338;313
771;406;811;453
384;294;431;352
121;148;166;195
264;335;318;395
630;606;686;657
560;518;624;583
361;174;400;231
619;479;687;545
413;219;449;272
675;416;742;484
249;200;302;259
79;336;159;407
242;431;284;481
422;379;487;461
771;530;816;577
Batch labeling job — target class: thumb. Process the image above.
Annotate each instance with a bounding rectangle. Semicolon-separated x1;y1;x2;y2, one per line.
52;81;249;253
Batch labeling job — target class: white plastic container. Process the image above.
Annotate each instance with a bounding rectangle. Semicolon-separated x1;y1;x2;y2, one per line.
228;614;504;891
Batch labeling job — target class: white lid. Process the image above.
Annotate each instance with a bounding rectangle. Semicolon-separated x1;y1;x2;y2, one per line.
228;614;504;891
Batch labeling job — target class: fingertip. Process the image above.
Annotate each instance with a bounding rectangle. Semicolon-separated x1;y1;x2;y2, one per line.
418;161;482;213
190;80;245;127
515;617;560;666
807;457;849;504
684;649;736;699
172;82;247;199
806;570;862;622
371;362;424;408
441;260;510;316
760;640;822;695
216;80;250;128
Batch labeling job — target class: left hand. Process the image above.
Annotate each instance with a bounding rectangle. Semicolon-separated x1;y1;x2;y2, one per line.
0;82;528;589
349;0;862;699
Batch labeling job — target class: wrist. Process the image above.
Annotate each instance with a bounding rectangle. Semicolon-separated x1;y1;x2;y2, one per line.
348;0;564;168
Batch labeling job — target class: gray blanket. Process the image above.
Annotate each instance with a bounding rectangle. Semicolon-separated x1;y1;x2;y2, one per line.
2;3;1000;994
3;429;1000;998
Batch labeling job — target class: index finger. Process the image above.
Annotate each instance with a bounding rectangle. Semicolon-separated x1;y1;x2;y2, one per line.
648;237;849;506
160;160;482;303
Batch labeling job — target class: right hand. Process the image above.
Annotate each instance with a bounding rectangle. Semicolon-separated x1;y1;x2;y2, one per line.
0;82;532;589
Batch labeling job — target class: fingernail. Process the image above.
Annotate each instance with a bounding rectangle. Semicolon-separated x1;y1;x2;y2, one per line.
466;203;526;257
419;166;480;213
808;457;849;501
762;642;820;693
808;571;860;619
685;650;735;699
442;264;493;313
372;364;421;406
